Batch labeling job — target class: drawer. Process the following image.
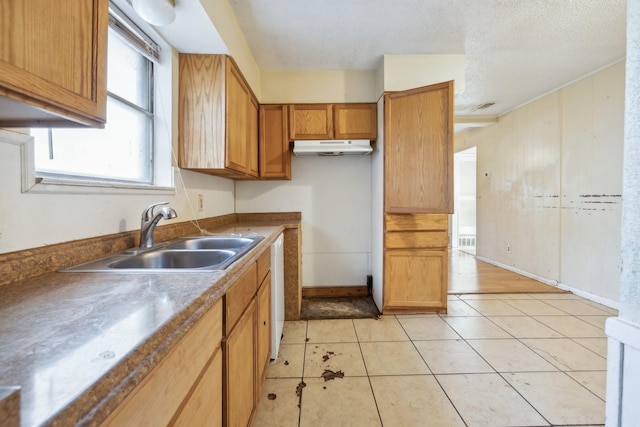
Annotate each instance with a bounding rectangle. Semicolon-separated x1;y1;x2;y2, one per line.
385;231;449;249
257;247;271;285
225;263;257;335
385;213;448;232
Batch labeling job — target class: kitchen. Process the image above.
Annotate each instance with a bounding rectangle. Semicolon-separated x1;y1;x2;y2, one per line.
0;0;638;426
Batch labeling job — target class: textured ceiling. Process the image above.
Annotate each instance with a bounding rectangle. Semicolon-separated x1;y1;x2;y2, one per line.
228;0;627;117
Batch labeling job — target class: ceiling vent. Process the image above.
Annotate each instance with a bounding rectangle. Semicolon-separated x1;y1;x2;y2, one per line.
472;102;496;111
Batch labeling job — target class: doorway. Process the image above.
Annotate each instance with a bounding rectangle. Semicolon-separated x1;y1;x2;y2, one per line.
451;147;477;254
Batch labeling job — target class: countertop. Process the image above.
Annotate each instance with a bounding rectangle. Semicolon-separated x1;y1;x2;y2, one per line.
0;222;286;427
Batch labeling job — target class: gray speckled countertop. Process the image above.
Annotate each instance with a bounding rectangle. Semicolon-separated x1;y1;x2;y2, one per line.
0;224;283;427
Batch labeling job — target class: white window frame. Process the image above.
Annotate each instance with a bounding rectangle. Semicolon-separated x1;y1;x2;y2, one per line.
18;0;175;195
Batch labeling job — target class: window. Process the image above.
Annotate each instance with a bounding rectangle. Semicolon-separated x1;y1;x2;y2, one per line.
30;3;171;188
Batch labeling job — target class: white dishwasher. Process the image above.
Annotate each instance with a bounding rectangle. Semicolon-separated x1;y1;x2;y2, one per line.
270;233;284;360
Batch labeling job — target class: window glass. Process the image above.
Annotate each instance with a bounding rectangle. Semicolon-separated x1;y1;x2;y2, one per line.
32;97;152;183
32;7;157;186
107;30;151;110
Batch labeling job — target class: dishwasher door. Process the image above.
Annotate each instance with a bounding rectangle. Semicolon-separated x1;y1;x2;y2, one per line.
271;233;284;360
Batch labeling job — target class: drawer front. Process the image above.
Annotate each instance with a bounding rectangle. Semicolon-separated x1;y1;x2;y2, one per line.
385;213;448;232
385;231;448;249
225;263;257;335
257;247;271;285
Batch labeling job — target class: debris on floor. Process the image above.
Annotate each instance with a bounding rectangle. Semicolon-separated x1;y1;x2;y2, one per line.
321;369;345;381
296;380;306;408
322;351;335;362
267;393;277;400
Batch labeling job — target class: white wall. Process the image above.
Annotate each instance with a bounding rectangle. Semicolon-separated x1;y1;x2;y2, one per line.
0;133;235;254
456;61;625;305
236;155;372;288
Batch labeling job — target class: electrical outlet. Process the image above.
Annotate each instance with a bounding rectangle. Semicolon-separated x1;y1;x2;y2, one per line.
197;194;204;212
506;244;511;253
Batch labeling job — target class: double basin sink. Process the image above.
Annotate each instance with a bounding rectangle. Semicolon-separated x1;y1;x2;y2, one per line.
62;235;264;273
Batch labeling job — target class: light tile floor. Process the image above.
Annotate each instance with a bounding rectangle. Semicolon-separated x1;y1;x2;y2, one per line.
254;292;614;427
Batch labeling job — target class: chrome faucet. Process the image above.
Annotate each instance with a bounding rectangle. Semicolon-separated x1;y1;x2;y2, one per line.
139;202;178;248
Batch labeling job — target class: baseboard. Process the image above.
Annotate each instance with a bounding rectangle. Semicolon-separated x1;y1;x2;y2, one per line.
302;286;369;298
475;255;620;309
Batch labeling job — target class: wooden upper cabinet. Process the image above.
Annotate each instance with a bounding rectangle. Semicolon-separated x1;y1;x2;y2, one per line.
179;54;258;179
260;105;291;180
384;81;454;214
248;97;259;177
334;103;377;140
289;104;333;139
0;0;108;127
289;103;377;140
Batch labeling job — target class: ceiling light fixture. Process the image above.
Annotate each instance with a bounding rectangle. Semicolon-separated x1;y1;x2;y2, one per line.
132;0;176;26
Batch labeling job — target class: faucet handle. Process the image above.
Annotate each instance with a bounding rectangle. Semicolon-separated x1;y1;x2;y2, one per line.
142;201;169;221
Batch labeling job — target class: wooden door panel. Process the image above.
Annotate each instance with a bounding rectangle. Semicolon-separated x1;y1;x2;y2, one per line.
383;249;447;311
289;104;333;139
226;61;249;173
0;0;108;126
259;105;291;179
256;273;272;390
333;103;377;139
384;81;453;214
223;300;256;427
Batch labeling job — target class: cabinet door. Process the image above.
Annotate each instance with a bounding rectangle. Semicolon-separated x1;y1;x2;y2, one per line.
289;104;333;139
172;349;223;427
260;105;291;180
383;249;448;312
102;300;223;427
384;81;454;214
256;272;272;391
223;300;257;427
333;103;377;140
248;96;259;177
0;0;108;127
226;60;250;174
179;55;226;170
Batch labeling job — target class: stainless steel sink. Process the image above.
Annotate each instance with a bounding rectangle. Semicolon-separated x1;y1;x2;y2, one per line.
166;236;257;250
109;249;236;270
61;235;264;273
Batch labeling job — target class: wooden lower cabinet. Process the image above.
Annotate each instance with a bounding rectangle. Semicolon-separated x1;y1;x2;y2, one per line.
99;246;273;427
383;249;448;313
101;299;223;427
224;299;257;427
172;349;223;427
223;250;271;427
383;213;449;314
256;271;272;391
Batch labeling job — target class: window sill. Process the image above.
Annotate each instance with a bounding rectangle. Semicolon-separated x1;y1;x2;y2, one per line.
28;176;176;195
1;129;176;196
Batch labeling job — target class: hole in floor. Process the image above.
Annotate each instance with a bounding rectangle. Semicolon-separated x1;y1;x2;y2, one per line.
301;296;380;320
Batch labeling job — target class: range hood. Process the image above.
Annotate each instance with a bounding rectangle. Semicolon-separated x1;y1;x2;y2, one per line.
293;140;372;156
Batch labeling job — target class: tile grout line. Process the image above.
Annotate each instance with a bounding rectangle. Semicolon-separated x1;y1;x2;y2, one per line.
352;318;386;426
297;320;310;427
442;299;557;426
400;313;470;427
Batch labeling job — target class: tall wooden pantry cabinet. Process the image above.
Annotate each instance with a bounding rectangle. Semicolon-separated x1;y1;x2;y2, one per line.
381;81;454;314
